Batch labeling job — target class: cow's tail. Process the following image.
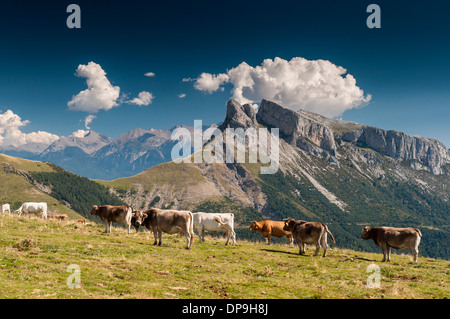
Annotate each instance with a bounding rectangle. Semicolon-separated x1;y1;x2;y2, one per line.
213;213;234;226
323;223;335;243
414;228;422;237
214;216;229;226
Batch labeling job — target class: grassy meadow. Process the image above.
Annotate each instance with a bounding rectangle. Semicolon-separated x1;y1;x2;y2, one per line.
0;214;448;299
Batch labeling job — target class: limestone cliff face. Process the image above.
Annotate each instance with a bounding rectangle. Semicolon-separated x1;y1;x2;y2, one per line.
250;99;449;175
256;99;337;157
341;126;450;175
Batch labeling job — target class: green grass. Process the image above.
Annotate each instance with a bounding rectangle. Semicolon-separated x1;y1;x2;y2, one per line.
0;214;448;299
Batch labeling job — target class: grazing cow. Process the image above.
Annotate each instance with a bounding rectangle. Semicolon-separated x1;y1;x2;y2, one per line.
193;212;236;245
1;204;11;215
89;205;132;234
361;226;422;262
249;220;293;245
76;219;86;224
138;208;194;249
48;214;69;221
15;202;48;219
130;210;148;232
283;218;335;257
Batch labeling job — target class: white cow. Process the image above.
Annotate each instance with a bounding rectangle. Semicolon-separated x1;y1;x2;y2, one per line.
1;204;11;215
15;202;48;219
192;212;236;245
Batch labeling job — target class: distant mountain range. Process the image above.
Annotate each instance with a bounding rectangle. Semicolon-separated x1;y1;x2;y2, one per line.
0;125;209;180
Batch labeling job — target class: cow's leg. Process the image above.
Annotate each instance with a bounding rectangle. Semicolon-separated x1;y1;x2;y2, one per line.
412;247;418;262
314;241;320;256
411;243;419;262
231;231;236;246
267;235;271;245
298;240;304;255
104;220;109;233
158;230;162;246
288;235;293;246
225;231;231;246
185;228;191;249
201;229;205;242
152;230;158;246
386;246;391;262
380;243;387;262
323;234;329;257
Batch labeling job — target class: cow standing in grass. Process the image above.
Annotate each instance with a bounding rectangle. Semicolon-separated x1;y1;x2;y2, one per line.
249;220;293;245
193;212;236;245
90;205;132;234
283;218;335;257
361;226;422;262
133;208;194;249
15;202;48;219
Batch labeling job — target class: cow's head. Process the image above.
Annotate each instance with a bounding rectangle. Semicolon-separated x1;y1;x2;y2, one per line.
249;221;260;231
90;205;99;216
361;226;372;240
131;210;147;232
283;218;296;232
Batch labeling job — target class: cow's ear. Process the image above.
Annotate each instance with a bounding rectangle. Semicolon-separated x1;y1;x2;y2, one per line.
143;213;148;219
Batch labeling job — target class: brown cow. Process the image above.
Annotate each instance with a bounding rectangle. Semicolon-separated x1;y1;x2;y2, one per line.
361;226;422;262
90;205;132;234
137;208;194;249
131;210;148;232
249;220;293;245
283;218;335;257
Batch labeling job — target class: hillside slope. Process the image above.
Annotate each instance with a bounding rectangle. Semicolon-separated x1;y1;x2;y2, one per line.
0;214;448;299
101;99;450;259
0;154;123;220
0;154;82;219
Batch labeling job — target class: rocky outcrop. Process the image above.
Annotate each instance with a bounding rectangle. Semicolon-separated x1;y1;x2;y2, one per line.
256;99;337;157
219;99;258;130
341;126;450;175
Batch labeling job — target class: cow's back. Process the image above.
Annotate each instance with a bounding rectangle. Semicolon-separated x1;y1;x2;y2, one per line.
382;227;421;249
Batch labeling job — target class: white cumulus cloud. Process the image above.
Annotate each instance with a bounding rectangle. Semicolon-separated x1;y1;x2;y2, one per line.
194;73;229;94
128;91;154;106
178;93;186;98
192;57;371;117
68;61;121;113
144;72;155;77
0;110;59;147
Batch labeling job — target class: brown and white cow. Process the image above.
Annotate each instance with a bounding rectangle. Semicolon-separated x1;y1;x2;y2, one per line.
136;208;194;249
249;220;293;245
361;226;422;262
89;205;132;234
283;218;335;257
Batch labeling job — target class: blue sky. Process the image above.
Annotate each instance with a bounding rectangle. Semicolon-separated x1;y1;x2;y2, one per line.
0;0;449;147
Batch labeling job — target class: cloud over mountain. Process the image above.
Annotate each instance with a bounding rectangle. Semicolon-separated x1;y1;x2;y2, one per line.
193;57;371;117
68;62;121;113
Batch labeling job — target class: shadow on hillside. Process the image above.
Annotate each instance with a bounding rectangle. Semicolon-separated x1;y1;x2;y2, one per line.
261;248;308;257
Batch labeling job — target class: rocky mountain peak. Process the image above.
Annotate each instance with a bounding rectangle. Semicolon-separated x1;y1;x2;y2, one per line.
219;99;259;130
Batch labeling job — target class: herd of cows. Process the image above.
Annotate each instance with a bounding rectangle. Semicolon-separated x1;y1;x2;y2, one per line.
1;202;422;262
